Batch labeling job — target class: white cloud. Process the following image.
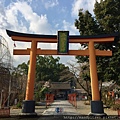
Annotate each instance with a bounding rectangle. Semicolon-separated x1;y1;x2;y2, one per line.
0;0;54;43
60;7;67;13
42;0;59;9
55;23;59;28
29;14;52;34
71;0;101;17
1;0;96;67
0;1;54;66
8;1;52;34
62;20;79;35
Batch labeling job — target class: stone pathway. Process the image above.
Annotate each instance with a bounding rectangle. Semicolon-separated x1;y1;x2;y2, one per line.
42;100;79;115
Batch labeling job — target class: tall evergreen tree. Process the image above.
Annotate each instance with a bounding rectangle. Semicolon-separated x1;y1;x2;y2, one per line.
36;55;70;82
75;0;120;84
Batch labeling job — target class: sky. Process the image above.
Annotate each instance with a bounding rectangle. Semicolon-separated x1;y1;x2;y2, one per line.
0;0;100;67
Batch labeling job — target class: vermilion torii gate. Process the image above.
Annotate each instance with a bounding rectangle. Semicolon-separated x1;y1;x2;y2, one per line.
6;29;118;115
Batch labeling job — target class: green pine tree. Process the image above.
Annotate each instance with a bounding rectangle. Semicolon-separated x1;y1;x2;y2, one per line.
75;0;120;84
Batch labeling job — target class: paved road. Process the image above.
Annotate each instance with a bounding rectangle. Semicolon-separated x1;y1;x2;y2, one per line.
42;100;78;115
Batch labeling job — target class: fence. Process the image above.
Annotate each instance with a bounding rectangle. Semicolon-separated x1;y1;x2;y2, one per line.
0;107;10;117
68;93;77;108
45;94;54;108
115;99;120;117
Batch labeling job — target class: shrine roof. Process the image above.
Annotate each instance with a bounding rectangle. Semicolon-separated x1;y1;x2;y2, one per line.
50;82;71;90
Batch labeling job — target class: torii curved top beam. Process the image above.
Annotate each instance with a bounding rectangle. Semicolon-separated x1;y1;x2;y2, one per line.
6;29;119;43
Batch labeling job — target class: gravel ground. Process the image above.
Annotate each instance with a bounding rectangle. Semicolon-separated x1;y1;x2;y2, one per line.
10;105;47;116
76;100;118;115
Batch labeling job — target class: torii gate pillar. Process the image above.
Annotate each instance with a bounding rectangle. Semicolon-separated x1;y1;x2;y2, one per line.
22;40;37;114
89;41;104;115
